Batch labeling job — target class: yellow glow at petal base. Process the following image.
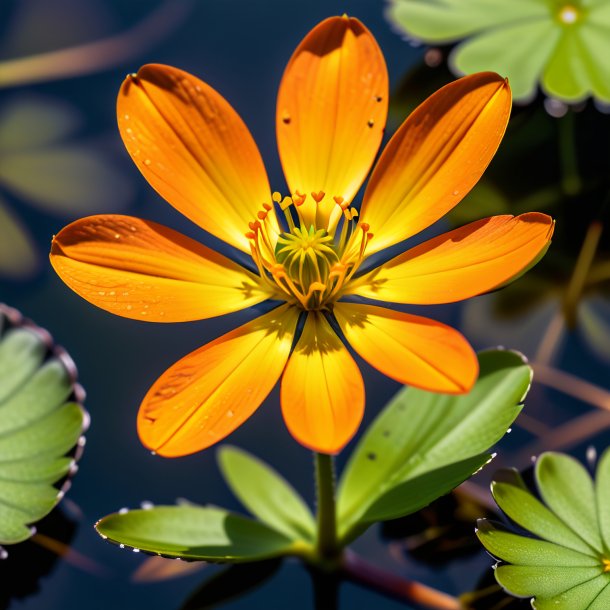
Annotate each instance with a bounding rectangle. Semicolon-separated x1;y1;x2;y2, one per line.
348;213;554;305
277;16;389;229
360;72;511;254
50;215;270;322
335;303;478;394
118;64;275;253
138;306;299;457
281;312;364;454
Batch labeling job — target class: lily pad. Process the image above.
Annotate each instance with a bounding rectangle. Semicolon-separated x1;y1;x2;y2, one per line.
0;303;88;553
478;449;610;608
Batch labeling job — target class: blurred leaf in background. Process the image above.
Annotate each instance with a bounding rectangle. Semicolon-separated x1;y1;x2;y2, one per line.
386;0;610;104
0;0;194;281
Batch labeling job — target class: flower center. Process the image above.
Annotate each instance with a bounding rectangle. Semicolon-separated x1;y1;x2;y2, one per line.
604;558;610;573
246;192;373;310
558;4;580;24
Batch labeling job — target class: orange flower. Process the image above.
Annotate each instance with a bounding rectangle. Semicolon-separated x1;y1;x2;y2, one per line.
50;16;553;456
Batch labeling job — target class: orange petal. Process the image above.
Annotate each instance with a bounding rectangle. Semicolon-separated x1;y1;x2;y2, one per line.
138;305;299;457
281;311;364;454
347;213;554;305
118;64;275;253
50;215;270;322
276;16;388;230
334;303;478;394
360;72;511;254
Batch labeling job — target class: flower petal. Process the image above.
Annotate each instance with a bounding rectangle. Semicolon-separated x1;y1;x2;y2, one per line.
334;303;478;394
347;213;554;305
118;64;274;253
276;16;388;229
360;72;511;254
50;215;270;322
281;312;364;454
138;305;299;457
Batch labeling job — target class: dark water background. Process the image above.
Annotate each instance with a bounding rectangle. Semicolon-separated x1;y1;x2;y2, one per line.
1;1;609;608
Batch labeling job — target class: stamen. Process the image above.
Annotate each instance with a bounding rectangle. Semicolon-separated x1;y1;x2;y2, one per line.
279;196;293;210
246;190;374;310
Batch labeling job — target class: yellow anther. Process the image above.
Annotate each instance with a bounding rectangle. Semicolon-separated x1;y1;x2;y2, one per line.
280;196;293;210
272;192;282;203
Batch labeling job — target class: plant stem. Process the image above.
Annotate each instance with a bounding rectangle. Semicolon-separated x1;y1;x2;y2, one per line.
310;568;340;610
558;110;582;197
314;452;339;561
563;221;603;327
341;550;461;610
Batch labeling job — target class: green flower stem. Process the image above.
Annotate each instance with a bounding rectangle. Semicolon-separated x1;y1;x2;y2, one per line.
558;111;582;197
563;220;603;327
341;550;461;610
314;452;339;561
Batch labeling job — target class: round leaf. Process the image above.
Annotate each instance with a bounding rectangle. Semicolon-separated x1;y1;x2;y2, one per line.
0;304;88;546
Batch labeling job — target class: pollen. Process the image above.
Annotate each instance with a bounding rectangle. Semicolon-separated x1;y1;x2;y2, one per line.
603;558;610;573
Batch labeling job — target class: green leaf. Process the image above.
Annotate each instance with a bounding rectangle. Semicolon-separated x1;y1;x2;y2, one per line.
476;520;599;568
0;96;80;152
96;505;301;562
495;565;605;599
0;195;37;280
453;19;559;101
386;0;548;43
0;305;87;546
361;453;492;522
535;452;601;553
596;447;610;554
387;0;610;103
491;482;597;555
0;146;133;214
337;349;529;538
533;577;610;610
217;445;315;542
